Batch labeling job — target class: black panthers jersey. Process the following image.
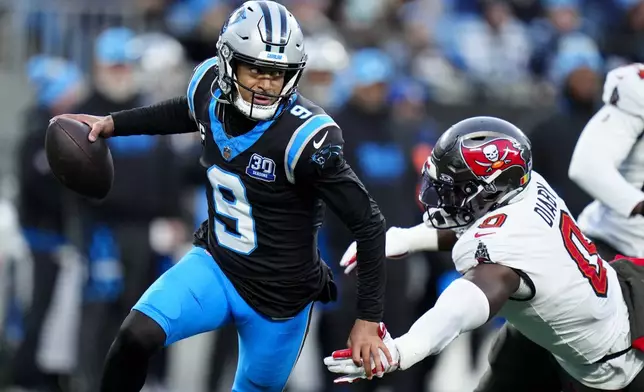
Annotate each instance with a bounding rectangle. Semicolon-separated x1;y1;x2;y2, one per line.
184;59;386;319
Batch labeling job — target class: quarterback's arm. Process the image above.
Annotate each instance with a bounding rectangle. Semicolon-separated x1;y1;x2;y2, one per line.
393;263;519;369
292;125;386;321
112;58;218;136
318;164;386;322
111;96;197;136
569;104;644;217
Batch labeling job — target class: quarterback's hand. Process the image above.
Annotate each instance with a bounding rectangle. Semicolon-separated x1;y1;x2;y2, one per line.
51;114;115;142
340;227;411;274
324;322;399;383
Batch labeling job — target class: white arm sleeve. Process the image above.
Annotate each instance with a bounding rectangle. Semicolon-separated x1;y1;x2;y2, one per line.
401;223;439;253
569;104;644;217
393;278;490;370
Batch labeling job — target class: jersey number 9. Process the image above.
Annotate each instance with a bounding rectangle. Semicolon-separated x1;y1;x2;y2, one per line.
208;165;257;255
290;105;313;120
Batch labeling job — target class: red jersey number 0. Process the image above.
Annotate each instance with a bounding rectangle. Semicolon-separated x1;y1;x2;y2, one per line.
559;211;608;297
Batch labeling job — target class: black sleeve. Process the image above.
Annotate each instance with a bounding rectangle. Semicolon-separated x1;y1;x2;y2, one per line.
296;126;386;322
111;96;197;136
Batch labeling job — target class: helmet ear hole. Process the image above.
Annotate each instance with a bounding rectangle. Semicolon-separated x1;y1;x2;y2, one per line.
462;182;478;196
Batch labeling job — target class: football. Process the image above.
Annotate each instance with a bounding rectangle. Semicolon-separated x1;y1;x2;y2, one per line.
45;117;114;200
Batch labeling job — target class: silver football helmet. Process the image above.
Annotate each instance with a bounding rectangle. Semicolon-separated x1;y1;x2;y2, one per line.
216;1;307;120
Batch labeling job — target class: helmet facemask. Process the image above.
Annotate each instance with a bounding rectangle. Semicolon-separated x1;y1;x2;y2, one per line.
419;162;508;230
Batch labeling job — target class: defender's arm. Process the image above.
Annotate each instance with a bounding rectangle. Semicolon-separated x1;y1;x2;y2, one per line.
394;263;519;369
324;262;520;381
377;223;458;254
340;222;458;275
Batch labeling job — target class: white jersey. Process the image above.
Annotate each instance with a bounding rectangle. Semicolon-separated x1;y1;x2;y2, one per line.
569;64;644;257
452;172;644;389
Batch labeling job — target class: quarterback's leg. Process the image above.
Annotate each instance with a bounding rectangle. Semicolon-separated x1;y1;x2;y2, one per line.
100;247;233;392
475;323;562;392
233;300;314;391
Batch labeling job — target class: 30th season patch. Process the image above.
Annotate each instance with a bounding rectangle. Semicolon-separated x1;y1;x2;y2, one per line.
246;153;276;182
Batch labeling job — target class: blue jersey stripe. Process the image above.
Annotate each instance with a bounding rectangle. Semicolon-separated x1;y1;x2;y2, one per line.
187;57;218;118
208;88;275;161
285;114;335;183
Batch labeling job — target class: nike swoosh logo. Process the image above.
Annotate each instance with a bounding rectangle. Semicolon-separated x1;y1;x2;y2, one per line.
313;131;328;149
474;232;495;238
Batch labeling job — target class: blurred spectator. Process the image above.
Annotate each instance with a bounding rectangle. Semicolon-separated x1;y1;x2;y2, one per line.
398;0;465;99
130;31;192;105
339;0;398;47
452;0;534;101
603;0;644;63
74;27;184;392
529;0;598;78
299;33;350;112
284;0;338;36
91;27;140;104
165;0;232;62
12;55;87;392
137;0;171;29
529;35;602;218
398;0;445;53
544;0;585;34
507;0;543;23
389;77;440;153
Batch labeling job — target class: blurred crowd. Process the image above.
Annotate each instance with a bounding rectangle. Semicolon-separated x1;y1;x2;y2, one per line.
8;0;644;104
0;0;640;391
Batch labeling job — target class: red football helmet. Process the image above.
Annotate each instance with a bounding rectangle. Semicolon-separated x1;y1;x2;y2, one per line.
420;116;532;229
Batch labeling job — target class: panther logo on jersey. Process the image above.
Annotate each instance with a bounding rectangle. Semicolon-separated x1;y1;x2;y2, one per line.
460;138;527;177
311;145;343;169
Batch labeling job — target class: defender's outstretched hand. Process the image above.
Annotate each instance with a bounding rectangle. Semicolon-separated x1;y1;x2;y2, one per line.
324;322;399;384
340;227;415;274
51;114;115;142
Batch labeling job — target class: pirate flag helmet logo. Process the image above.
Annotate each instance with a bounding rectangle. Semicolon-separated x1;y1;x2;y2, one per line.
460;137;529;180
